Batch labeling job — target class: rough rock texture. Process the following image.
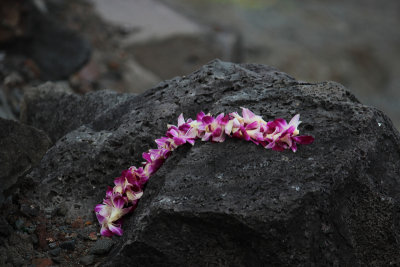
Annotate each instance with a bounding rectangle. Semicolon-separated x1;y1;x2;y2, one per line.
20;82;136;142
0;118;51;203
23;60;400;265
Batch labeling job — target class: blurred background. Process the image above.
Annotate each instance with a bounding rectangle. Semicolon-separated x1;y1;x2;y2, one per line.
0;0;399;128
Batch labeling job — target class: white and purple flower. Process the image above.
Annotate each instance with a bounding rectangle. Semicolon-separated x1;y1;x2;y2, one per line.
95;108;314;237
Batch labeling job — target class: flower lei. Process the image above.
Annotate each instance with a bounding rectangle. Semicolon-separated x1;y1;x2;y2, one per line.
95;108;314;236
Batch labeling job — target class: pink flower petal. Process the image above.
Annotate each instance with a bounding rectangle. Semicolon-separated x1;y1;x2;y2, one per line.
109;224;123;236
289;114;301;128
273;118;287;130
202;115;214;125
177;114;185;126
197;111;205;121
246;121;258;130
173;137;186;146
202;132;212;141
212;127;222;137
100;226;113;237
293;135;314;145
113;196;126;209
241;107;256;122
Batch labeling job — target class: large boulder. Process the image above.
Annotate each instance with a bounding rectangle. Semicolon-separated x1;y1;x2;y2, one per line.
0;118;51;203
20;82;136;142
23;60;400;265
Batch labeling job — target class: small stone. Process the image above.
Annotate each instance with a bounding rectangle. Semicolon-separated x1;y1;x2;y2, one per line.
49;247;61;257
0;218;11;237
80;255;95;266
31;258;53;267
31;234;38;244
59;240;75;251
56;203;68;216
50;256;63;264
25;225;36;234
14;218;25;230
20;204;39;217
88;232;97;241
71;217;83;229
89;239;114;255
48;242;57;249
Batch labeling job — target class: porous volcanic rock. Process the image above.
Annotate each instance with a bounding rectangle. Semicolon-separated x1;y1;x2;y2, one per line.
23;60;400;265
20;82;135;142
0;118;51;203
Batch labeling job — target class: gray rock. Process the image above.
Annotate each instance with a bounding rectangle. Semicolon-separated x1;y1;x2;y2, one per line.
55;203;68;217
59;240;75;251
48;242;57;249
89;239;114;255
30;234;38;245
30;18;91;81
23;60;400;265
0;217;11;237
79;254;95;266
20;82;135;142
0;118;51;203
14;218;24;230
20;203;40;217
49;247;61;257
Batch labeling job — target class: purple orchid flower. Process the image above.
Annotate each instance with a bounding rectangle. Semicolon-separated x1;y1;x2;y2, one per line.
95;108;315;237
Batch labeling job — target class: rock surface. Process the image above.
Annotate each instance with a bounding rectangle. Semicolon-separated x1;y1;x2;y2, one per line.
20;81;135;142
22;60;400;265
0;117;51;203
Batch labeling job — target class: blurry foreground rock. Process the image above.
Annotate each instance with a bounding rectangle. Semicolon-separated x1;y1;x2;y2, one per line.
17;60;400;265
0;0;90;81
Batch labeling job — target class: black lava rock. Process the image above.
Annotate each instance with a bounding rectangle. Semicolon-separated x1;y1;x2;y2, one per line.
49;247;61;257
79;255;95;266
89;239;114;255
0;118;51;203
21;82;135;142
23;60;400;266
59;240;75;251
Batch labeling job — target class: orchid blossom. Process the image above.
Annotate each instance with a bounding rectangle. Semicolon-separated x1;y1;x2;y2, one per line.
95;108;314;236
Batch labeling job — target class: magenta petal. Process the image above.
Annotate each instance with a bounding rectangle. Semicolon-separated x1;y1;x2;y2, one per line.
114;176;125;187
149;158;165;175
274;118;287;130
272;144;285;151
103;198;113;206
178;123;190;132
293;135;314;145
142;152;151;163
246;121;258;130
197;111;205;121
173;137;186;146
96;213;106;224
168;128;179;137
106;186;113;198
100;226;114;237
187;139;195;145
212;127;222;137
95;204;105;214
113;197;125;209
202;115;214;125
109;224;123;236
